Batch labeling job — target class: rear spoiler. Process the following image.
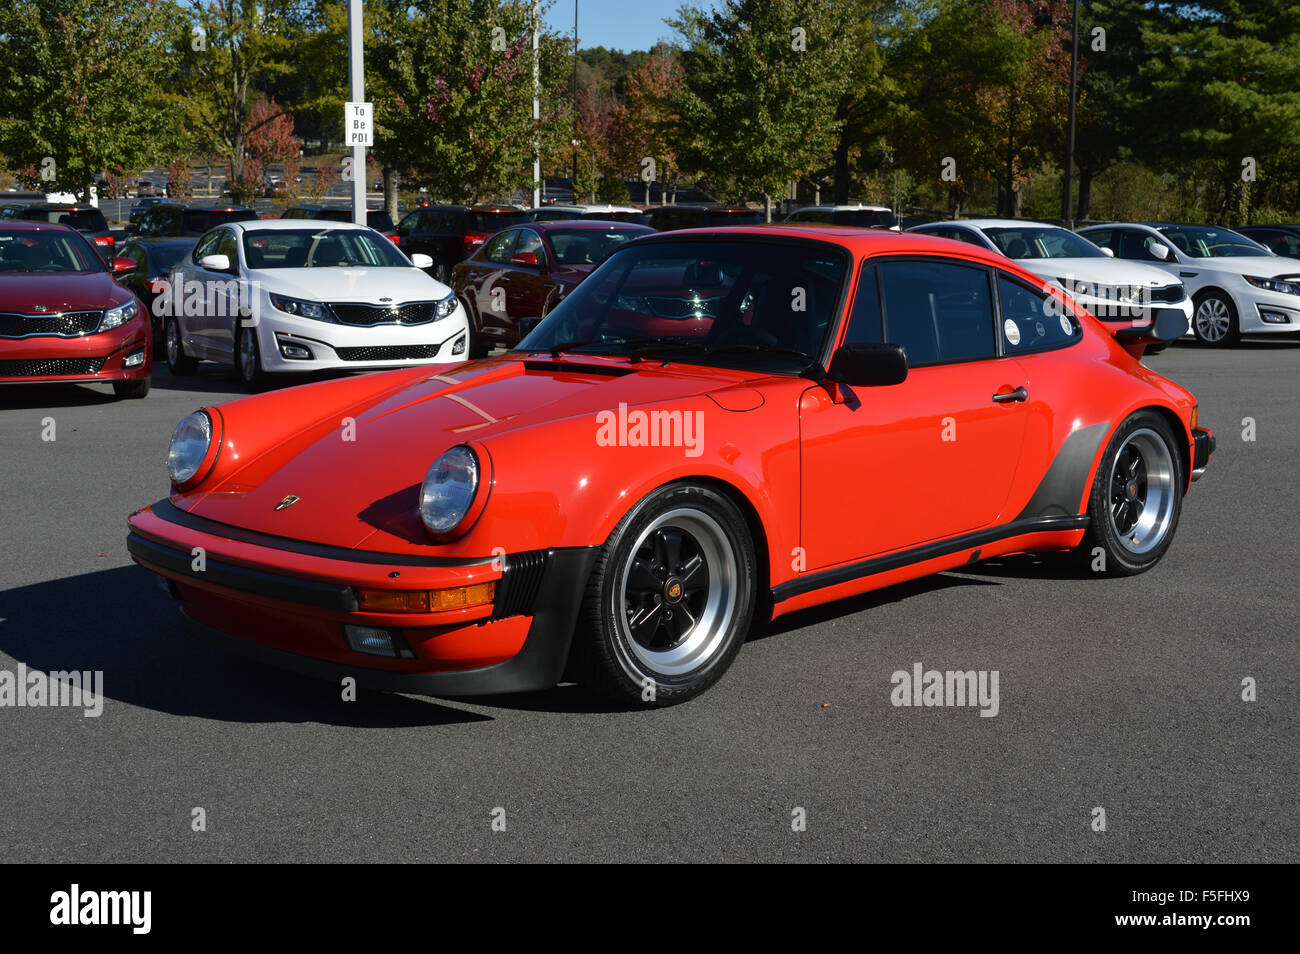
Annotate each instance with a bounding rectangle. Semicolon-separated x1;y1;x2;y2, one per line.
1110;307;1189;358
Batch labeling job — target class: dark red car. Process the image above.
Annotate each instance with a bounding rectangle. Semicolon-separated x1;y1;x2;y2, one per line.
451;220;654;355
0;222;152;398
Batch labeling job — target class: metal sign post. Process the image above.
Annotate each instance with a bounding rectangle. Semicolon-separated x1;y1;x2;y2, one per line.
347;0;367;225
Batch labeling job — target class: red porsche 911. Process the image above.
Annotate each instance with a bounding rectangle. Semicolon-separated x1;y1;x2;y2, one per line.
0;222;152;398
127;226;1214;706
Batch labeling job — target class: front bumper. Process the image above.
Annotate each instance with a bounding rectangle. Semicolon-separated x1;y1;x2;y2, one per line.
1191;426;1215;482
126;499;596;695
0;319;151;384
253;302;471;373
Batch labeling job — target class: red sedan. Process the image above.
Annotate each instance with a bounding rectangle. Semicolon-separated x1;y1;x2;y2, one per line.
0;222;152;398
127;226;1213;705
451;219;654;355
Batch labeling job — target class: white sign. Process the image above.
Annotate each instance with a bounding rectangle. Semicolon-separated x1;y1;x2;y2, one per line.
345;102;373;147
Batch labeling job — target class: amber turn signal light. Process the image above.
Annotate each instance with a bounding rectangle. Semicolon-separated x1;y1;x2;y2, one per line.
357;582;496;614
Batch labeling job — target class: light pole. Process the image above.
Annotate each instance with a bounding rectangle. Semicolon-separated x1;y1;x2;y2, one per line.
571;0;579;202
1062;0;1080;228
348;0;366;224
533;0;540;209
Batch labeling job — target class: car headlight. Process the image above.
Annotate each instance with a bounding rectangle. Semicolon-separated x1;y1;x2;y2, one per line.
100;300;138;331
435;293;458;320
419;446;479;535
167;411;212;484
1244;274;1300;296
270;293;334;320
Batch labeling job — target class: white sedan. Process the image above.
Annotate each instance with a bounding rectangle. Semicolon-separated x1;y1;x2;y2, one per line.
907;218;1193;324
161;219;471;389
1077;222;1300;345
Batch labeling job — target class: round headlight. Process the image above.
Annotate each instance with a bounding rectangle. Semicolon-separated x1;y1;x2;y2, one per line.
420;446;479;534
167;411;212;484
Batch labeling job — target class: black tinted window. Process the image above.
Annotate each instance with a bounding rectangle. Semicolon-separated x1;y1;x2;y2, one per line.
844;264;883;344
997;275;1079;355
879;259;994;366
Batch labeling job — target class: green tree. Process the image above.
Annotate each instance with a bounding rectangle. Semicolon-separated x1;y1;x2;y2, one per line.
668;0;858;218
0;1;174;199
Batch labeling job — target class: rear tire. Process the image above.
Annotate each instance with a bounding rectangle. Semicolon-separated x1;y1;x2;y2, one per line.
1078;411;1183;576
572;484;757;707
165;317;197;375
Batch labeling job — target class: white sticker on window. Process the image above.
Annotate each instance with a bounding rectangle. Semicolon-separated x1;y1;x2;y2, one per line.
1004;318;1021;345
1060;315;1073;336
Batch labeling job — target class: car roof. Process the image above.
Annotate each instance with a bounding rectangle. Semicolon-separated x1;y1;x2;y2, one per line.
1238;223;1300;231
792;204;892;212
21;202;99;211
231;218;372;231
528;220;654;232
919;218;1065;230
638;223;1015;260
0;221;79;233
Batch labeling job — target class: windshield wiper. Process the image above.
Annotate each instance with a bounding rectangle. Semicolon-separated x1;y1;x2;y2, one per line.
701;343;814;364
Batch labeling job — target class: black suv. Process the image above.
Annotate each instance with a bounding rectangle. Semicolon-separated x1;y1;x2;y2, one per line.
642;204;763;231
132;203;258;238
394;204;527;282
281;204;397;239
0;201;115;259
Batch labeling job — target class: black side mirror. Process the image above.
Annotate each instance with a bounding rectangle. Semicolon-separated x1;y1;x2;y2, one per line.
826;342;908;387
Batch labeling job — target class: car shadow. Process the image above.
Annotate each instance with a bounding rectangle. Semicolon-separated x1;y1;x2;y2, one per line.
0;566;488;727
944;552;1099;582
0;382;120;409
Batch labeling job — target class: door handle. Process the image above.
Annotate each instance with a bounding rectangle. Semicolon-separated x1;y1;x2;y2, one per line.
992;386;1028;403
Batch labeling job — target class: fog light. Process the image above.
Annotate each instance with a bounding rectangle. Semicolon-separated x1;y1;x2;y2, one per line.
452;333;467;355
276;334;314;359
1259;309;1290;324
123;350;145;368
356;582;495;614
343;624;411;658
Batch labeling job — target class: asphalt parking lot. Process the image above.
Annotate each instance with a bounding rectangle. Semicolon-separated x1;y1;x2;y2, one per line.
0;342;1296;863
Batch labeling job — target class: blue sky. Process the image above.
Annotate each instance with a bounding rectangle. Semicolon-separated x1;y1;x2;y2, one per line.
543;0;710;52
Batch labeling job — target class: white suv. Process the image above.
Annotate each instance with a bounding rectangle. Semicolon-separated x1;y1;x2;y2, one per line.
908;218;1192;325
1078;222;1300;345
162;219;471;389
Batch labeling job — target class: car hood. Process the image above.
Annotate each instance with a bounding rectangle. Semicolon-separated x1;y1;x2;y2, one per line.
185;356;763;549
246;266;452;303
1016;257;1178;287
1177;256;1300;278
0;272;130;311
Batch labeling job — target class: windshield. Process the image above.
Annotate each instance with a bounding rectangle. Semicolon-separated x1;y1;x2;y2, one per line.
0;228;104;272
547;227;648;266
1155;225;1269;258
700;210;763;227
242;228;411;268
517;239;849;373
19;208;109;232
184;209;257;232
584;210;649;225
983;226;1105;259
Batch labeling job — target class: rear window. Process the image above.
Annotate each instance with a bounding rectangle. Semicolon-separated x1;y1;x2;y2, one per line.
466;211;526;233
19;208;109;231
700;210;763;227
367;210;395;231
584;210;649;226
183;209;258;232
832;209;896;228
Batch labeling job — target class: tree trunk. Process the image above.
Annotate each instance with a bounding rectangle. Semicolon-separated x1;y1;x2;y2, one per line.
384;166;399;220
764;193;772;223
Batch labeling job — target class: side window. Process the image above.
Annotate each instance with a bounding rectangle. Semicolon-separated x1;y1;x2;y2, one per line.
843;263;883;344
396;211;419;234
485;230;517;264
950;228;989;248
514;228;545;264
878;259;995;366
1116;229;1165;262
997;275;1079;355
1083;229;1112;251
192;229;222;264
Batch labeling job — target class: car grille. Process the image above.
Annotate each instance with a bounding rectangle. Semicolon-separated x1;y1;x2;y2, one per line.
642;295;726;319
492;550;550;619
0;357;105;377
1149;284;1185;303
330;302;441;326
0;310;102;338
334;344;440;362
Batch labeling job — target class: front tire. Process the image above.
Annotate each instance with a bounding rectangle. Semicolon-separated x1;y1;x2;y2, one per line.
573;484;757;707
165;317;197;375
1192;291;1240;346
112;378;150;399
1079;411;1183;576
235;323;270;392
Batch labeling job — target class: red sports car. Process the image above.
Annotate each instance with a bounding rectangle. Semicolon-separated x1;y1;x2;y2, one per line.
127;226;1214;705
0;222;152;398
451;219;655;356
